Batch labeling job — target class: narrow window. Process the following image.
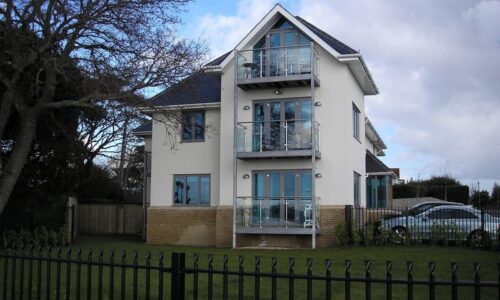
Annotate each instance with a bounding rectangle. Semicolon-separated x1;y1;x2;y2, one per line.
173;175;210;206
353;172;361;207
182;111;205;142
352;104;360;140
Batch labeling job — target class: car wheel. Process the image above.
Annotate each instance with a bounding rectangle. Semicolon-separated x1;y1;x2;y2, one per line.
391;227;409;245
467;230;492;249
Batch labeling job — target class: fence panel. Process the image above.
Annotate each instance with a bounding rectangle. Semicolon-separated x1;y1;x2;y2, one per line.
77;203;143;235
0;249;498;299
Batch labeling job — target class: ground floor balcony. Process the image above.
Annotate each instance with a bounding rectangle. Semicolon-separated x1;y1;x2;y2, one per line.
235;196;320;235
236;120;320;160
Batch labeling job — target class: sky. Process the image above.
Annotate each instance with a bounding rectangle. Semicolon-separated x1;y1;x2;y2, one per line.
177;0;500;192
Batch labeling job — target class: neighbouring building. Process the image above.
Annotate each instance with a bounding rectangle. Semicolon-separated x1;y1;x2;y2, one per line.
134;4;396;248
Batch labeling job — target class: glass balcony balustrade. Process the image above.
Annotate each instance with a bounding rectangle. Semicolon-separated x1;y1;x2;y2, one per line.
236;196;320;232
236;119;320;159
236;45;319;89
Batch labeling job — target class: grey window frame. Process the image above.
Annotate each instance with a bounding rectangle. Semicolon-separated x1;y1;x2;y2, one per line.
172;174;210;207
181;110;205;142
352;103;360;141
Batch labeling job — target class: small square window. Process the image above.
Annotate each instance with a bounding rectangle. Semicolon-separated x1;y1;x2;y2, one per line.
173;175;210;206
182;111;205;142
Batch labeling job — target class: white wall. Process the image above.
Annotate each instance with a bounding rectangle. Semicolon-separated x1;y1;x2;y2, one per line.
150;108;221;206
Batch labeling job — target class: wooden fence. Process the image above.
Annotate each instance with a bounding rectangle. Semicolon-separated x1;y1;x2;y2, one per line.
77;203;143;235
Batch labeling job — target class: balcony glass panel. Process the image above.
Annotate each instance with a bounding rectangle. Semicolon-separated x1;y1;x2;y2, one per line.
236;120;320;154
237;45;318;82
236;196;320;229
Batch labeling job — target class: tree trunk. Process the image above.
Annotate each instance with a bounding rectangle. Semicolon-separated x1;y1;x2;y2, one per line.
0;109;40;215
118;117;130;187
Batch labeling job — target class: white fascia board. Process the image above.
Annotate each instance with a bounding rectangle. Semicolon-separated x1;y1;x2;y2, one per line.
219;4;342;69
140;102;221;113
338;55;379;95
365;117;387;150
367;171;398;179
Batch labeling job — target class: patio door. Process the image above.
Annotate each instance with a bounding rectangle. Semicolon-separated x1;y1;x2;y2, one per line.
252;170;312;226
253;99;312;151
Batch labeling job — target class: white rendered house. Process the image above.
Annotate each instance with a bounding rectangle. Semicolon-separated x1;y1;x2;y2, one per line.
134;4;394;248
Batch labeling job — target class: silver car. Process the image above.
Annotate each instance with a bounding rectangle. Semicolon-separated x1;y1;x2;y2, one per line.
379;205;500;246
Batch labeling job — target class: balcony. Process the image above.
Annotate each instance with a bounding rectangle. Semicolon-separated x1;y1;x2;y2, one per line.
236;196;320;235
236;120;320;160
236;45;320;90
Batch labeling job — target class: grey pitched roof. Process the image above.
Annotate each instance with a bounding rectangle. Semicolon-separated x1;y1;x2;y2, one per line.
205;51;231;66
150;71;221;106
132;121;152;135
295;16;358;55
366;150;391;173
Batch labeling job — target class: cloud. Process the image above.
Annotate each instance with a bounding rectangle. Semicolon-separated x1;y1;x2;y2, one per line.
195;0;277;57
189;0;500;189
296;0;500;188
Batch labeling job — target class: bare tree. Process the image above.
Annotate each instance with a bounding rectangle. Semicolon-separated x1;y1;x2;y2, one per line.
0;0;206;215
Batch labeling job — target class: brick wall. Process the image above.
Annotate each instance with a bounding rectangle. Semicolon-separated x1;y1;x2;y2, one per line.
146;207;217;246
215;206;232;247
147;205;347;248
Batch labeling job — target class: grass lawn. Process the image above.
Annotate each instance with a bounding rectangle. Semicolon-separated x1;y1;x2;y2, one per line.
2;235;499;299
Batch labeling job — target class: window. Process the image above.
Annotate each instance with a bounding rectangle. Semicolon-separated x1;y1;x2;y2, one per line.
366;175;388;208
182;111;205;142
352;104;360;140
353;172;361;207
173;175;210;206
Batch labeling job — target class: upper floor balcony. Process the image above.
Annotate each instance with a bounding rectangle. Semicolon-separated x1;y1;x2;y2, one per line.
236;45;320;90
236;119;321;160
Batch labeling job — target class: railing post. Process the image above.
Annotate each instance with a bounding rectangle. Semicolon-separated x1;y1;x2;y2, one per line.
386;261;392;300
474;263;480;300
170;252;185;300
407;262;414;300
451;262;458;300
428;262;436;300
365;260;371;300
345;260;351;300
345;205;353;245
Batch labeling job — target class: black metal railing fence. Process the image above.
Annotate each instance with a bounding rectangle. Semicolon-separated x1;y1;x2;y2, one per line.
1;248;499;300
345;206;500;249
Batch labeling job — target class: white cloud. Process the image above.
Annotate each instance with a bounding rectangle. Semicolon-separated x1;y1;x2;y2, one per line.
190;0;500;190
196;0;277;57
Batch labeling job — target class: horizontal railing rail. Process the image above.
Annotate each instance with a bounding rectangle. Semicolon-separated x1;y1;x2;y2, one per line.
1;248;498;300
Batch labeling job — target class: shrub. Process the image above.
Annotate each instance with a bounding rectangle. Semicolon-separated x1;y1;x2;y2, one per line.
334;223;348;246
1;225;68;249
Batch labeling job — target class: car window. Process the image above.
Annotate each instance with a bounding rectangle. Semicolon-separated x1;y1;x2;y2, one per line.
451;209;478;219
427;209;452;219
410;204;434;216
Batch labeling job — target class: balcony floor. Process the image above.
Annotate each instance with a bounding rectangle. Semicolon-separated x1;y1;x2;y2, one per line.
237;149;321;160
237;74;320;90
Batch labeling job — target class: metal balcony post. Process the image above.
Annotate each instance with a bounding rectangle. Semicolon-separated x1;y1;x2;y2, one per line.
285;197;288;228
284;121;288;151
259;198;262;228
259;123;263;152
259;50;263;78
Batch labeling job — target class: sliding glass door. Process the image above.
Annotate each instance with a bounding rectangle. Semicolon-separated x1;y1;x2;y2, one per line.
252;170;312;227
253;99;312;152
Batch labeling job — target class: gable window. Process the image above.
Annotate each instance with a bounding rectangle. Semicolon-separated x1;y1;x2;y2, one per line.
353;172;361;207
352;103;360;140
182;111;205;142
173;175;210;206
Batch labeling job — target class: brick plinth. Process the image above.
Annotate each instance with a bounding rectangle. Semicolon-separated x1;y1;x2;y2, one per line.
147;205;346;248
146;206;217;246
